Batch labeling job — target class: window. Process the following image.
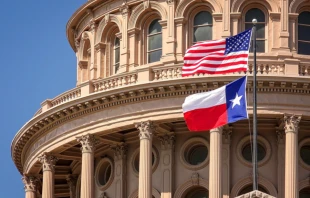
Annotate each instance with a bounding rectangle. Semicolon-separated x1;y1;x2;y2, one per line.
238;184;268;195
298;11;310;55
95;158;114;190
242;143;266;162
114;37;120;74
245;8;266;52
193;11;212;44
185;187;209;198
300;144;310;165
186;144;208;165
147;19;162;63
300;187;310;198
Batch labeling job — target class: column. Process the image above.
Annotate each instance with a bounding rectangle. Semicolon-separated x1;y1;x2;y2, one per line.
135;121;155;198
174;17;186;62
22;175;39;198
158;134;175;198
230;13;241;36
222;0;231;38
38;153;58;198
276;128;285;198
284;114;301;198
94;43;106;78
66;175;77;198
222;127;231;198
209;127;222;198
128;28;140;69
289;13;298;53
112;144;127;198
76;134;98;198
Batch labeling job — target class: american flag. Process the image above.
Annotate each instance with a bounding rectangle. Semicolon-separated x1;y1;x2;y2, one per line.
182;29;252;77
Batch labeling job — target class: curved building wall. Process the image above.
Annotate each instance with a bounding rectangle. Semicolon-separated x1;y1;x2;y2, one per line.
12;0;310;198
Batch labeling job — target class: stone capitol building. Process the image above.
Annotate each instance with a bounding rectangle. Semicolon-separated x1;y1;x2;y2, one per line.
11;0;310;198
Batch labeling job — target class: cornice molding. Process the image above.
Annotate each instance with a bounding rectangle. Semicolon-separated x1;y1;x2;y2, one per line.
11;76;310;174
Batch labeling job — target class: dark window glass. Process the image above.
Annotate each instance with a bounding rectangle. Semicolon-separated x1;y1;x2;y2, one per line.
98;163;112;186
298;12;310;55
300;145;310;165
245;8;266;52
298;12;310;25
185;187;209;198
186;145;208;165
245;8;265;22
114;37;120;74
300;187;310;198
193;11;212;43
242;143;266;162
148;19;162;63
238;185;268;195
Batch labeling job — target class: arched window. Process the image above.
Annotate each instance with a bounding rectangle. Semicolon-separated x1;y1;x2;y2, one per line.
238;184;268;195
245;8;266;52
147;19;162;63
298;11;310;55
185;187;209;198
193;11;212;44
114;37;120;74
300;187;310;198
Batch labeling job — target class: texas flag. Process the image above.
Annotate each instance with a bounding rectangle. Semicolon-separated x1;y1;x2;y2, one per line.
182;76;248;131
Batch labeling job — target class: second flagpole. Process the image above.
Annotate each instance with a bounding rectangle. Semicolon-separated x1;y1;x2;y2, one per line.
252;18;258;191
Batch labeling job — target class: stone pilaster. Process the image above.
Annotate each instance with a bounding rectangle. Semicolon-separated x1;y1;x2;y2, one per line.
119;3;130;73
76;134;98;198
276;128;285;198
112;144;127;198
209;127;222;198
284;114;301;198
158;134;175;198
289;13;298;53
174;17;186;62
22;175;39;198
38;153;58;198
94;42;106;78
222;127;232;198
66;175;78;198
135;121;155;198
280;0;290;50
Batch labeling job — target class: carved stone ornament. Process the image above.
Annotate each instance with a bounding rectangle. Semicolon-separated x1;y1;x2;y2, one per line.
119;3;130;16
283;114;302;133
100;192;109;198
135;121;155;140
143;0;150;10
74;38;80;50
22;175;39;192
89;19;97;33
276;128;285;143
222;127;232;143
191;172;199;185
66;174;77;188
166;0;174;4
38;153;58;172
113;144;128;160
158;134;175;150
76;134;99;153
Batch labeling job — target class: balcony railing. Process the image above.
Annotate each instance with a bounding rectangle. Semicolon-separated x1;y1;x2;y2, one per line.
93;72;138;93
50;87;81;107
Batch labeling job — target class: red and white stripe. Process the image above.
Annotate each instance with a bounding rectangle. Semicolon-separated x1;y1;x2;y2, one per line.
182;39;249;76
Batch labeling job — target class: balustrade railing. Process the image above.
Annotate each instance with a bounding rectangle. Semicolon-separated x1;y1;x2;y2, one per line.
299;64;310;76
50;87;81;106
93;72;137;92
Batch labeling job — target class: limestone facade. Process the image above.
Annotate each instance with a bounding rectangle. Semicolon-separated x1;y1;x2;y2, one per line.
11;0;310;198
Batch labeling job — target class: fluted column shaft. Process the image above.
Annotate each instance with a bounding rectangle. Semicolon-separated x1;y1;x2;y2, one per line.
38;153;58;198
209;127;222;198
66;175;77;198
22;175;39;198
284;115;301;198
77;134;98;198
136;121;155;198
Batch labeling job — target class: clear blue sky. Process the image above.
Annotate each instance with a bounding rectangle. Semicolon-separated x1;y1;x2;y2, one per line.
0;1;85;197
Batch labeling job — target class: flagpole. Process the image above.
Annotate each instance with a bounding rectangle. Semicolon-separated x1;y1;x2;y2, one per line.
252;19;258;191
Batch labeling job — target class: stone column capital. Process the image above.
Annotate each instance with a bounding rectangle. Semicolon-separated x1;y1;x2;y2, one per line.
112;143;128;160
222;126;232;143
76;134;99;153
38;153;58;172
158;134;175;150
135;121;155;140
276;127;285;144
66;174;78;188
283;114;302;133
22;175;39;192
210;126;223;133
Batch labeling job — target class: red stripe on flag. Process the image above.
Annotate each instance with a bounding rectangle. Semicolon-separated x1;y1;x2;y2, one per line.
183;104;228;131
182;68;247;77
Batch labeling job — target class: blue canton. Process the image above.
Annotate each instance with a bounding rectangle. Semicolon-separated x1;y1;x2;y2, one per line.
224;29;252;55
